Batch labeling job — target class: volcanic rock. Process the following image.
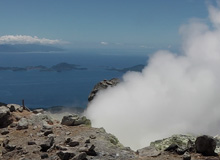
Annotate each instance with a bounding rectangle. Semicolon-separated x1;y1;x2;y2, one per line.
164;143;179;152
72;152;87;160
150;134;196;151
61;114;90;126
4;143;16;152
40;153;49;159
42;120;53;130
32;109;44;114
195;135;218;156
28;113;53;126
88;78;120;102
57;150;75;160
40;137;54;152
0;106;11;128
43;129;53;136
17;118;29;130
61;114;78;126
137;146;161;157
1;129;9;135
183;151;191;160
27;141;36;145
68;141;79;147
7;104;23;112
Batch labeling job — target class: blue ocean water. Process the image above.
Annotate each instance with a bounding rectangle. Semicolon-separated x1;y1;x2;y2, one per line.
0;51;149;109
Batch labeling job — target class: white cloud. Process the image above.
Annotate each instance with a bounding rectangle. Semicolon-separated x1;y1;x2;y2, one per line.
100;41;108;45
208;1;220;28
0;35;65;45
85;3;220;150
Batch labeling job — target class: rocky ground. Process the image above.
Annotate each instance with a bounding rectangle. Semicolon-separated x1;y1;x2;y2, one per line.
0;103;220;160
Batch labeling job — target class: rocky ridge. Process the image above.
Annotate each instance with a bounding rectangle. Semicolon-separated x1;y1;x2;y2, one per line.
1;104;220;160
0;103;136;160
88;78;120;102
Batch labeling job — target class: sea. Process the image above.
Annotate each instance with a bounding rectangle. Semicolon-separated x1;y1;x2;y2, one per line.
0;50;150;109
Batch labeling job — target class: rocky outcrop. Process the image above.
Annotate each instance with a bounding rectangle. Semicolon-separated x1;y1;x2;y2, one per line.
148;134;219;159
88;78;120;102
150;134;196;152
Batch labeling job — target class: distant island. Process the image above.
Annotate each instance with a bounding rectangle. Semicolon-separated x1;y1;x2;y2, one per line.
0;44;63;52
107;64;145;73
0;62;87;72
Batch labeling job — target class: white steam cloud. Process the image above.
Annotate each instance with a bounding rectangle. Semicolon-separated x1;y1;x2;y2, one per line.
85;3;220;150
0;35;65;45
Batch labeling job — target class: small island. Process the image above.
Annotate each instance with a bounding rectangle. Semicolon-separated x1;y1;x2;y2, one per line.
107;64;145;73
0;62;87;72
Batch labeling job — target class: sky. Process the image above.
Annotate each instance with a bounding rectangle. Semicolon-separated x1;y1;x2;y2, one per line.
0;0;217;50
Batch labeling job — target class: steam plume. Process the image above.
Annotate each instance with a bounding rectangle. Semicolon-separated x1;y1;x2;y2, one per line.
84;3;220;150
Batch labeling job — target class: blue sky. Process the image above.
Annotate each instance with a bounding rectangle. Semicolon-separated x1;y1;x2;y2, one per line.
0;0;216;50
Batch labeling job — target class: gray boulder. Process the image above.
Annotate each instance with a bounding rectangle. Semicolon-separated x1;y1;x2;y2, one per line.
61;114;78;126
137;146;161;157
214;135;220;153
40;137;54;152
42;120;53;130
28;113;53;126
43;130;53;136
88;78;120;102
150;134;196;151
78;144;97;156
0;106;10;119
72;152;87;160
0;106;11;128
74;116;91;126
17;118;29;130
61;114;91;126
183;152;191;160
57;150;75;160
65;137;80;147
195;135;217;156
4;144;16;152
40;153;49;159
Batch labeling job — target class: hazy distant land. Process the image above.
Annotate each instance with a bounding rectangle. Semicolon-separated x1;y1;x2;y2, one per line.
106;64;145;73
0;62;87;72
0;63;147;73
